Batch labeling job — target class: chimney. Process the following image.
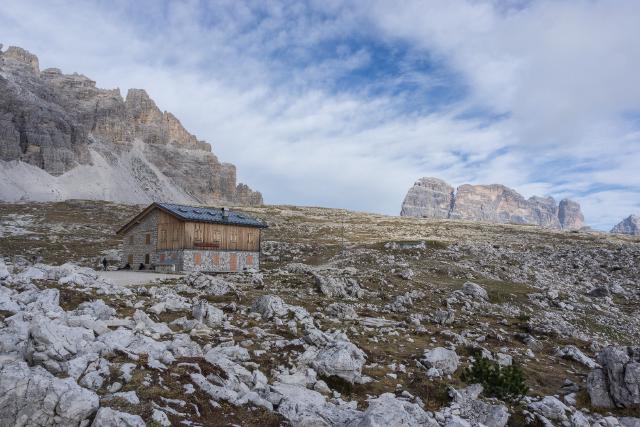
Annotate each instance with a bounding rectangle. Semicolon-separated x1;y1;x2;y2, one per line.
222;207;229;220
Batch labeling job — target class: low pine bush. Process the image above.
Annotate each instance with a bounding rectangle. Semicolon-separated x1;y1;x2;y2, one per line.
460;356;528;403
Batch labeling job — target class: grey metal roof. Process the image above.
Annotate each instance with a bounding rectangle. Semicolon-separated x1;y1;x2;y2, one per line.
157;203;267;228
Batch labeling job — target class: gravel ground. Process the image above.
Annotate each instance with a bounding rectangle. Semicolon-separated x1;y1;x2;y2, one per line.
96;270;184;286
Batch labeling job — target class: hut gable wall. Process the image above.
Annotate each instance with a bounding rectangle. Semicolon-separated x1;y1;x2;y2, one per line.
121;210;159;267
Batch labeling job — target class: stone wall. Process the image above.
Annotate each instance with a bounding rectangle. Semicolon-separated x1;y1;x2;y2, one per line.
181;250;260;273
156;250;183;271
121;210;158;268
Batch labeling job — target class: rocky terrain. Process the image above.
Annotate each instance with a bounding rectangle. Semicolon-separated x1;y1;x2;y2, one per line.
0;45;261;206
0;200;639;426
401;177;585;230
611;215;640;236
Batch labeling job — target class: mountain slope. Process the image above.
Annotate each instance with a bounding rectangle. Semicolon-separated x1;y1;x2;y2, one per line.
0;45;261;206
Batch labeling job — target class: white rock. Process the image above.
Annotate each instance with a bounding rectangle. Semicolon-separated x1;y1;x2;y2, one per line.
326;303;358;320
148;302;166;315
119;363;137;383
461;282;489;301
208;344;250;362
528;396;569;422
421;347;459;376
152;409;171;426
302;330;367;384
313;271;364;299
251;295;289;319
0;360;99;426
588;346;640;408
556;345;599;369
192;300;225;327
496;353;513;367
132;310;172;335
79;358;110;390
0;285;20;313
28;316;96;372
271;382;361;426
109;391;140;404
571;410;591;427
352;392;437;426
447;385;510;427
314;379;331;395
0;260;10;280
91;407;145;426
184;272;235;295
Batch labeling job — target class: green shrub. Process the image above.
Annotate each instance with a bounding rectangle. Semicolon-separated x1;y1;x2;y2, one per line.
460;356;528;403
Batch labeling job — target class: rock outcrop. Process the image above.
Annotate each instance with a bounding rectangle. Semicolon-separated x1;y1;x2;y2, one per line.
558;199;585;230
611;215;640;236
400;177;454;219
401;177;585;230
0;44;262;206
587;346;640;409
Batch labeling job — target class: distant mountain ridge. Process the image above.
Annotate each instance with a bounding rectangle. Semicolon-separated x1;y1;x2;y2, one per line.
610;215;639;236
401;177;585;230
0;44;262;206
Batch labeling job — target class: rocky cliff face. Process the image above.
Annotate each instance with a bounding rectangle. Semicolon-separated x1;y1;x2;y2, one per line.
610;215;640;236
0;45;262;206
401;177;586;230
399;177;454;219
558;199;585;231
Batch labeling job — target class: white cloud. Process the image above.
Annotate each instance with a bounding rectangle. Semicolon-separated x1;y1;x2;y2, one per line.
0;0;638;230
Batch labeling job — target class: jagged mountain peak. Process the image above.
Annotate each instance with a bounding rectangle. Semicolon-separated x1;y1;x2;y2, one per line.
610;214;640;236
0;44;261;206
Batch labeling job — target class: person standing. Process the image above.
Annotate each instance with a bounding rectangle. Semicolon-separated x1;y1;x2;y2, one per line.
102;258;107;271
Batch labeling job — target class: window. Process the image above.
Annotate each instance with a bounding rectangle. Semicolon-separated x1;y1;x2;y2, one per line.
230;231;237;242
194;224;203;243
247;233;255;245
144;254;150;264
160;229;167;244
213;231;221;243
145;233;151;244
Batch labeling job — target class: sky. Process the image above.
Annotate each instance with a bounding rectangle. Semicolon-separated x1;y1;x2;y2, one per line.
1;0;639;230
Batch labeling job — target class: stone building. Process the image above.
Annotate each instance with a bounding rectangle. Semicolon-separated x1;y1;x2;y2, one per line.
116;203;267;272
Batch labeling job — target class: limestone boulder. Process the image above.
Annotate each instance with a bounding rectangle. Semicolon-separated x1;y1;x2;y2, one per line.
461;282;489;301
192;300;225;327
0;360;99;426
353;393;438;426
587;346;640;408
302;330;367;384
421;347;459;376
91;407;145;427
251;295;289;319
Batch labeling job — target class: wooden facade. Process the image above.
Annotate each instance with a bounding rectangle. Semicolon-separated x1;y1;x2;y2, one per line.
156;210;260;252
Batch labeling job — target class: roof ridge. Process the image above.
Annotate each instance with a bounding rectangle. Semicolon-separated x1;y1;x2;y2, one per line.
158;202;225;210
156;202;267;229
